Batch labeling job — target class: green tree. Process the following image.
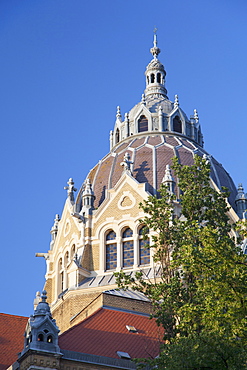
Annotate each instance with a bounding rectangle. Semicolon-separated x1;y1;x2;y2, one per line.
116;156;247;369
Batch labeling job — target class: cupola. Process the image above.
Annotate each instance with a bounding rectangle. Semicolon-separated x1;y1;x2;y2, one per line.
144;30;168;98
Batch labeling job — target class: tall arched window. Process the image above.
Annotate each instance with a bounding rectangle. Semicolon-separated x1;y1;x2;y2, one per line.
151;73;155;83
138;115;148;132
139;227;150;265
173;116;182;133
58;258;64;294
123;228;134;268
157;73;161;83
71;244;75;259
116;128;120;143
106;230;117;270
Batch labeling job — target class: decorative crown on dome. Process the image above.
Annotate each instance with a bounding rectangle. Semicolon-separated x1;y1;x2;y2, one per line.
110;32;204;150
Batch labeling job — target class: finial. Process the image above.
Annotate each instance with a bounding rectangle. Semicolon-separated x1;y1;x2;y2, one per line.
83;178;94;195
162;164;174;183
124;112;129;121
174;94;179;107
194;109;199;122
116;106;122;120
120;152;133;174
64;178;77;202
41;290;47;303
150;27;161;59
141;94;146;105
54;214;60;227
236;183;245;199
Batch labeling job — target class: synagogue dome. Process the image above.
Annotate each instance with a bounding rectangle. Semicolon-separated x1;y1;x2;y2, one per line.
76;34;238;213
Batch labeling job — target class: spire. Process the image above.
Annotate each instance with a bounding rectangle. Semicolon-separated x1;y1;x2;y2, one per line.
150;27;161;60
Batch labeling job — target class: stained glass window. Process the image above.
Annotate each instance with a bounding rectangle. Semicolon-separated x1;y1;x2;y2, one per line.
123;228;134;268
139;226;150;265
106;230;117;270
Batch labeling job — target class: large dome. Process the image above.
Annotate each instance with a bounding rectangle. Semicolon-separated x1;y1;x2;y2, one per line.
76;34;238;214
82;133;237;210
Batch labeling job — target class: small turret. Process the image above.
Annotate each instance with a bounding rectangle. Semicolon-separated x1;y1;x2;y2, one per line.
21;290;61;356
235;183;247;218
162;164;175;195
82;178;95;215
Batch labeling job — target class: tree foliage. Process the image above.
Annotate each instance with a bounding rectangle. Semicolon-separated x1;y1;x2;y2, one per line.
115;156;247;369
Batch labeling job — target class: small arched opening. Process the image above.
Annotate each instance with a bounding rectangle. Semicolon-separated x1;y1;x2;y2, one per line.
47;335;53;343
38;333;44;342
173;116;182;133
138;115;148;133
116;128;120;144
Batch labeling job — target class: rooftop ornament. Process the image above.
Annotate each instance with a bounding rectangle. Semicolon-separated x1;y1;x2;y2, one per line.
64;178;77;202
120;152;133;175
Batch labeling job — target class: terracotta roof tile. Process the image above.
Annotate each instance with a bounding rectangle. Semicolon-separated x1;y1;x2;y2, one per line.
130;137;145;149
0;313;28;370
59;308;163;360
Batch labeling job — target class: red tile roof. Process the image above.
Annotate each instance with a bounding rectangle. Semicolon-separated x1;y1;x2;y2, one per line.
0;313;28;370
59;308;163;360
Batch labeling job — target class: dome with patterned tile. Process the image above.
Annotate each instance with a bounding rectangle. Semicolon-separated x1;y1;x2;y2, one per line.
76;33;238;213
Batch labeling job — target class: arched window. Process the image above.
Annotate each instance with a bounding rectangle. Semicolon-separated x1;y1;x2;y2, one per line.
116;128;120;143
106;230;117;270
47;335;53;343
139;227;150;265
71;244;75;259
65;251;69;267
138;115;148;132
173;116;182;133
123;228;134;268
157;73;161;83
151;73;155;83
38;333;44;342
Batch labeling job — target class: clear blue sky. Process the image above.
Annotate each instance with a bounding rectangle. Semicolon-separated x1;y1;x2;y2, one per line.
1;0;247;317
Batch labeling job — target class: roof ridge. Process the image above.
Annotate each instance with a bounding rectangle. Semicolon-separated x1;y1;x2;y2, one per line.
0;312;28;319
